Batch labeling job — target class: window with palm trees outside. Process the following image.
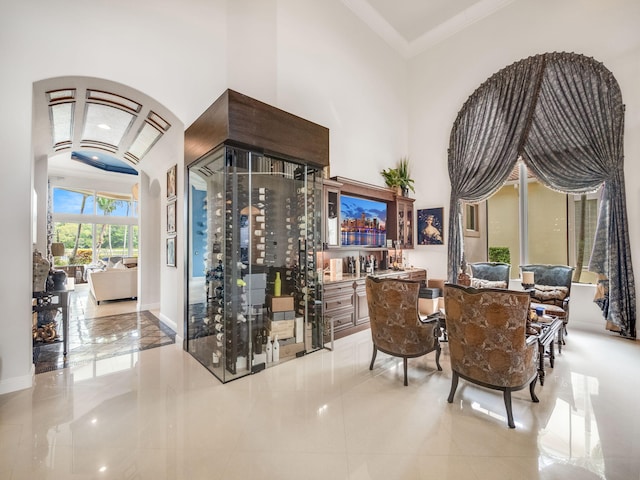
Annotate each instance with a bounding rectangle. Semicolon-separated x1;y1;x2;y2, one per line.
51;187;138;268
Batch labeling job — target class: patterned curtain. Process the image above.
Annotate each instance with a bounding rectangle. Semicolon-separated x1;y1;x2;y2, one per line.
447;52;635;338
447;55;546;281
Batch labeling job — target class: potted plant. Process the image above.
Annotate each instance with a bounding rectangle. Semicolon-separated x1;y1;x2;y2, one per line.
381;157;415;196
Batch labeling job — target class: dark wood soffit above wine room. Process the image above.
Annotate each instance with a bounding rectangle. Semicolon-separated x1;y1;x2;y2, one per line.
185;89;329;168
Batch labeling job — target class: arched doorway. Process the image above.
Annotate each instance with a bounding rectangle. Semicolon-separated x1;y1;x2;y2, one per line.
31;76;184;342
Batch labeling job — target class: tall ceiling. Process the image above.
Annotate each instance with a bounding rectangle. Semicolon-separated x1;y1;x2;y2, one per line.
36;2;513;182
342;0;516;58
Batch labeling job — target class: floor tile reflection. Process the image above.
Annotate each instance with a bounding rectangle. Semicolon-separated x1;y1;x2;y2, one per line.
4;302;640;479
33;286;174;374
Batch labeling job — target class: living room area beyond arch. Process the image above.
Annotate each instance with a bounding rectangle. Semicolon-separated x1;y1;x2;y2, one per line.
32;76;185;339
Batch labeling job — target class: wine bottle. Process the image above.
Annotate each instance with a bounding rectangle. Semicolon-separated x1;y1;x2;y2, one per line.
272;335;280;362
274;271;282;296
266;336;273;363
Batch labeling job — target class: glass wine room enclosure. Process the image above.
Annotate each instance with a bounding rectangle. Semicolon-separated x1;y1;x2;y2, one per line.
184;90;329;383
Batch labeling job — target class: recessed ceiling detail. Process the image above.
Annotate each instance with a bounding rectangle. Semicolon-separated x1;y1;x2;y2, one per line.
47;89;76;102
71;150;138;176
43;85;171;173
86;89;141;113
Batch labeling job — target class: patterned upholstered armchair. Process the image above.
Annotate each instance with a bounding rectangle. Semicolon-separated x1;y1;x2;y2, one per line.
366;277;442;386
469;262;511;289
520;264;574;333
443;283;539;428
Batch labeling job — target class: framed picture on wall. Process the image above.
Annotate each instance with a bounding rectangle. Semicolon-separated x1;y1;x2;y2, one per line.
167;200;176;234
417;207;445;245
166;237;176;267
167;164;177;199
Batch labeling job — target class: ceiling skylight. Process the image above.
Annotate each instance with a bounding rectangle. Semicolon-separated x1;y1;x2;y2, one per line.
82;103;134;149
126;122;162;163
50;102;74;149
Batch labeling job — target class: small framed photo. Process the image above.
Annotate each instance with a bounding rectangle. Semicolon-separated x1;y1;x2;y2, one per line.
417;207;445;245
167;200;176;234
166;237;176;267
167;164;177;199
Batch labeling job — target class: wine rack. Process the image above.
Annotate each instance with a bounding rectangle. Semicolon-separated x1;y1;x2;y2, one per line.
186;146;323;383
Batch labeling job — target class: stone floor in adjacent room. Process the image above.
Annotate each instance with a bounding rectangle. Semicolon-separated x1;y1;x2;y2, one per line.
2;287;640;479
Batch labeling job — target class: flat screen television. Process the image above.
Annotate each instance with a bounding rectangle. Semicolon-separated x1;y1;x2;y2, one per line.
340;194;387;247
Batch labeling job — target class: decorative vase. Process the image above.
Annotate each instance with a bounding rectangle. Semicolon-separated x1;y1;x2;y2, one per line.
457;256;471;286
50;269;68;291
33;250;50;293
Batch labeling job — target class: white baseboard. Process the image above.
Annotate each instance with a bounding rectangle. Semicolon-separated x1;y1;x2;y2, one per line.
0;366;34;395
159;312;178;333
139;301;160;312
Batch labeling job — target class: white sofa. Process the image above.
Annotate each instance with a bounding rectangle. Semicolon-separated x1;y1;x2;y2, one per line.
87;268;138;304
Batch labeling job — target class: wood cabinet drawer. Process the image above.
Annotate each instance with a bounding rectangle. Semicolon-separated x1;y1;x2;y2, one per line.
325;307;355;332
324;281;354;296
324;294;354;312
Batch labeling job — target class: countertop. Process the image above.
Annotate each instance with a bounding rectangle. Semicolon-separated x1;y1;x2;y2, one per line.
321;268;426;285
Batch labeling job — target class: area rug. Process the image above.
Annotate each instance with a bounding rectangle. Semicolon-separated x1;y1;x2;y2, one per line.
33;310;176;374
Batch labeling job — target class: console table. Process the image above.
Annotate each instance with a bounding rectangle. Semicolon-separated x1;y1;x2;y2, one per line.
32;289;70;357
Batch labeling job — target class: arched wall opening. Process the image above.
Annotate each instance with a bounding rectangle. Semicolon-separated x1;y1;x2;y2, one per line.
31;76;185;340
447;52;635;338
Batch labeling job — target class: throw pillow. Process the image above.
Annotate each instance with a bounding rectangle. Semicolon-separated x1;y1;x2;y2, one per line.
533;285;569;302
470;278;508;289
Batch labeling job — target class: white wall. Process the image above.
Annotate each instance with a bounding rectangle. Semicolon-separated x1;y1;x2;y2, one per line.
276;0;409;185
406;0;640;282
0;0;409;393
0;0;228;394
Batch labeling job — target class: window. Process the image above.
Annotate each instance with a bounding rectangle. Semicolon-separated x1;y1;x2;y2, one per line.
51;186;138;265
486;162;600;283
463;203;480;237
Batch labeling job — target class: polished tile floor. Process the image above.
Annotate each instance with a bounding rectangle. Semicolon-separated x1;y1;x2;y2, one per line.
33;285;172;374
2;294;639;479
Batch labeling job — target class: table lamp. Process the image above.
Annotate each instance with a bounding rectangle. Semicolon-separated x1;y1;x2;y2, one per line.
51;242;65;258
50;242;68;290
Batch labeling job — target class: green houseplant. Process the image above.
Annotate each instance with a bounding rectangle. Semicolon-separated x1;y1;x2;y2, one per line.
488;247;511;264
381;157;415;196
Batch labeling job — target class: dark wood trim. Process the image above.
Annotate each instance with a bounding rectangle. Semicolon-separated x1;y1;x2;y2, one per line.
331;176;395;202
185;89;329;168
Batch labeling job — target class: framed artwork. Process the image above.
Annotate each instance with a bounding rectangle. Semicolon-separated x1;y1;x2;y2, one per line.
417;207;445;245
167;200;176;234
167;164;177;199
166;237;176;267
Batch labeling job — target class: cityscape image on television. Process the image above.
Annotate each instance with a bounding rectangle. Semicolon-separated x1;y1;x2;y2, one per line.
340;194;387;247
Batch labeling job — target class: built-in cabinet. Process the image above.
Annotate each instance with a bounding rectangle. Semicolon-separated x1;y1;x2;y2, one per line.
324;176;414;250
389;196;415;249
322;269;426;340
319;175;422;341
